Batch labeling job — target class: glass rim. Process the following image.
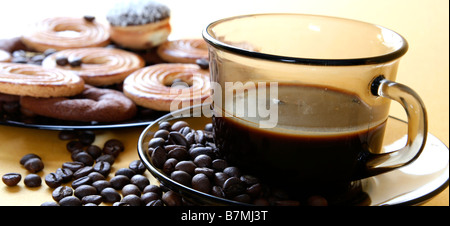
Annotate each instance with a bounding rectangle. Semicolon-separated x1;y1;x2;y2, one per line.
202;13;409;66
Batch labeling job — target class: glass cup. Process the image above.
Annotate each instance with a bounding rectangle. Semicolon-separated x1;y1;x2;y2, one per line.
203;13;427;203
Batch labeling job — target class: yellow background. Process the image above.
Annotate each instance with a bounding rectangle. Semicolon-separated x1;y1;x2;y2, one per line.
0;0;448;206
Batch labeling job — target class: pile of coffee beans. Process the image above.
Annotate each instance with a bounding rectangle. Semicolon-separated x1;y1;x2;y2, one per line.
147;121;328;206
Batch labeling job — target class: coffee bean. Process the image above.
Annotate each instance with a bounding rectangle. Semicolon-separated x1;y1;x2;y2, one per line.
20;153;41;165
74;185;97;199
167;147;189;161
130;174;150;191
171;121;189;131
174;160;197;175
83;15;96;22
73;166;94;179
154;129;169;139
71;175;92;189
115;168;135;179
66;140;84;153
24;174;41;187
196;58;209;69
62;161;84;172
103;139;124;157
223;177;246;198
194;154;212;168
163;158;178;175
96;154;115;165
233;194;251;204
122;184;141;197
73;152;94;166
69;56;82;67
92;180;111;192
149;137;165;149
59;196;82;206
52;186;73;202
143;184;162;196
86;145;102;159
55;168;73;183
246;183;263;198
2;173;21;186
101;187;121;203
223;166;241;178
110;175;130;190
168;132;189;147
170;170;191;186
192;173;211;194
158;122;172;131
162;190;182;206
24;158;44;173
211;159;228;171
146;199;164;206
141;192;160;205
45;173;63;188
88;172;105;182
81;195;103;205
151;146;167;169
55;55;68;66
129;160;146;174
204;123;213;132
93;161;111;176
41;201;59;206
194;167;214;179
240;175;259;186
211;186;225;198
213;172;229;187
121;194;142;206
189;146;213;159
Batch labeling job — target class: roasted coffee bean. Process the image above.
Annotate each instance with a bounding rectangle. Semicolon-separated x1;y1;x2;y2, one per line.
93;161;111;176
73;151;94;166
130;174;150;191
88;172;105;182
86;145;102;159
204;123;213;132
121;194;142;206
95;154;115;165
41;201;59;206
233;194;251;204
83;15;95;22
2;173;21;186
162;190;182;206
223;166;241;178
129;160;146;174
141;192;160;205
163;158;178;175
24;174;41;187
168;132;189;147
148;137;165;149
171;121;189;131
194;167;214;179
151;146;167;169
69;56;82;67
81;195;102;205
103;139;124;157
167;147;189;161
24;158;44;173
192;173;211;194
71;175;92;189
73;166;94;179
211;159;228;171
253;198;270;206
122;184;141;197
213;172;229;187
175;161;196;175
62;161;84;172
240;175;259;186
246;183;263;198
223;177;246;198
45;173;63;188
55;168;73;183
194;154;212;168
189;146;213;159
66;140;84;153
154;129;169;139
184;132;195;145
74;185;97;199
55;55;69;66
59;196;82;206
170;170;191;186
52;186;73;202
194;130;207;144
196;58;209;69
179;126;191;136
146;199;164;206
211;186;225;198
114;168;135;179
92;180;111;192
158;121;172;131
101;187;121;203
20;153;41;165
109;175;130;190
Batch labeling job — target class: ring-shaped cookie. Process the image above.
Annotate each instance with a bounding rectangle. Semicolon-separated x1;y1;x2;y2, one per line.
0;62;84;98
21;17;110;52
42;47;145;86
123;63;211;111
157;39;208;63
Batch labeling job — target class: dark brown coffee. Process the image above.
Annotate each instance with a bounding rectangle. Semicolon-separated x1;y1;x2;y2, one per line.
213;83;387;199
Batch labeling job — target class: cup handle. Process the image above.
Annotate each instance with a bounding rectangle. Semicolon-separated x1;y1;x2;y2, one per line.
365;75;428;177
